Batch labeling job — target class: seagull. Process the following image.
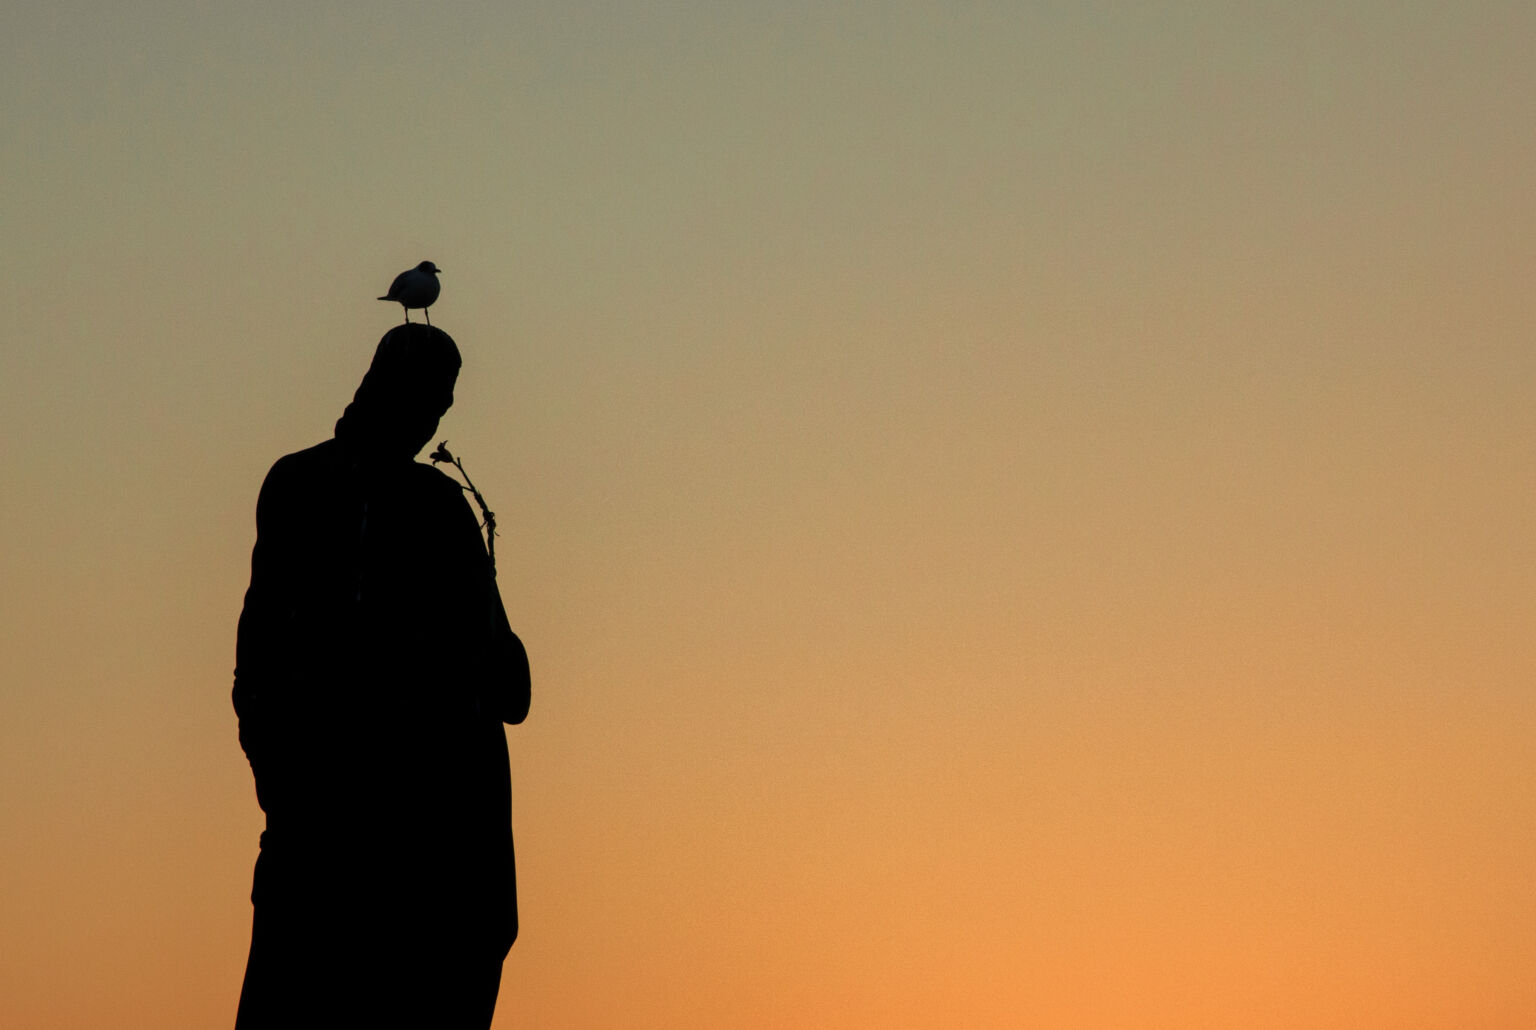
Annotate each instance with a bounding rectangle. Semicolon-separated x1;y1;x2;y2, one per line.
378;261;442;324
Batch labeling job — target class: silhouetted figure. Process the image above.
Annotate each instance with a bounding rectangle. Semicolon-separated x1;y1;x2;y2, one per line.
232;324;528;1029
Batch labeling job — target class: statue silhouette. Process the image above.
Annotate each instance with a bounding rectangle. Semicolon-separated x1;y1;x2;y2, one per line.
232;324;529;1029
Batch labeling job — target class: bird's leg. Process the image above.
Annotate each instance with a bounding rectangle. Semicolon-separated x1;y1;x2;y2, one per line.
424;309;432;327
404;307;411;324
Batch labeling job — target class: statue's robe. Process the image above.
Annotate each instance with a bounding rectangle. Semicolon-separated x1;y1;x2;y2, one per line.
232;432;528;1029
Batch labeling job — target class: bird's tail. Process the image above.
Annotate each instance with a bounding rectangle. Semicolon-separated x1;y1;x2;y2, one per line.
377;295;391;301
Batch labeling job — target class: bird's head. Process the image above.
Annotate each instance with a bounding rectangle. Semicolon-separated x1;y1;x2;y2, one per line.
417;260;441;275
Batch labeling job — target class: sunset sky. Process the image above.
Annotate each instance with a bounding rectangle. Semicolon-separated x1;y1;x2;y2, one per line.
2;2;1534;1026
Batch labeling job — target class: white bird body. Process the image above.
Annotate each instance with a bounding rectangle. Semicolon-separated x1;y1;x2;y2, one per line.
379;260;442;323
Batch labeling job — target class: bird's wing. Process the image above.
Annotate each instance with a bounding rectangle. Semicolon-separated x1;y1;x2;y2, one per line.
378;269;411;301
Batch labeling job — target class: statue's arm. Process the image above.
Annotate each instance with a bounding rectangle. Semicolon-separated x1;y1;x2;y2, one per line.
489;584;531;725
232;462;296;772
440;470;531;725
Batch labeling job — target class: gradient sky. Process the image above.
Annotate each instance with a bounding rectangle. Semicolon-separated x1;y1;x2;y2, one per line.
2;2;1534;1027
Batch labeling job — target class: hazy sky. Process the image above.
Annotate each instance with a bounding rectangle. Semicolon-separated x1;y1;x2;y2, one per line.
3;3;1534;1026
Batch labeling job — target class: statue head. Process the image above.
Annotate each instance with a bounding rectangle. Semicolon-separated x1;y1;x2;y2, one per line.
336;324;462;459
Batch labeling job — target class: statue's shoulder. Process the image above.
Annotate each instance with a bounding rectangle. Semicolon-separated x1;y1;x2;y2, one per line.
407;458;470;502
264;439;344;490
